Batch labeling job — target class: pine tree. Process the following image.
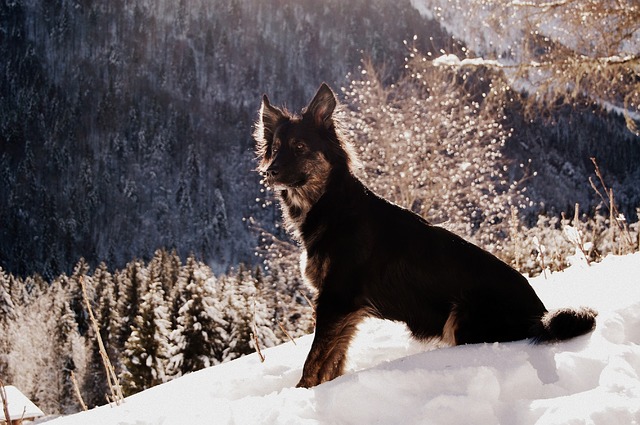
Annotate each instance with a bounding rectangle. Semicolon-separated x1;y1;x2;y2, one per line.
68;259;91;336
3;276;64;414
120;275;171;396
51;295;83;414
264;257;316;340
19;273;48;306
252;266;278;351
0;267;14;378
115;260;146;352
222;265;254;361
168;256;228;377
0;267;16;320
83;263;120;408
148;248;181;300
223;264;271;361
216;274;236;363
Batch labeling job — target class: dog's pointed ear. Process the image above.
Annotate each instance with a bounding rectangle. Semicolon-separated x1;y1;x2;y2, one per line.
254;94;285;161
259;94;285;133
305;83;337;128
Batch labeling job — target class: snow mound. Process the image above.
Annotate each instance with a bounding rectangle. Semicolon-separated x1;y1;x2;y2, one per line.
47;254;640;425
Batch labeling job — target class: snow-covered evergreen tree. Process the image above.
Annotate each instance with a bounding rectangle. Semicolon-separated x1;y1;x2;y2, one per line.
148;248;181;301
67;259;91;336
167;256;228;377
83;263;120;408
0;267;14;378
115;260;146;352
2;276;63;414
120;275;171;396
0;267;16;379
215;274;237;362
252;266;278;352
260;253;316;340
17;273;48;306
0;266;15;320
223;265;255;361
51;293;84;414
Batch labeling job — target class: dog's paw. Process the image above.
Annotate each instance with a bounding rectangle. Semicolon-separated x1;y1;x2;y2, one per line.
295;376;318;388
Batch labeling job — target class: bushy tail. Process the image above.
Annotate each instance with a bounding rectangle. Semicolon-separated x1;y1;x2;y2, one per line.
532;307;598;343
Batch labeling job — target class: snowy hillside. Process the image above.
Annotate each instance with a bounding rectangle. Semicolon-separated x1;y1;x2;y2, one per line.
45;253;640;425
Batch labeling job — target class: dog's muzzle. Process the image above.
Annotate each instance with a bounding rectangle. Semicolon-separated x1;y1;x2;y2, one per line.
265;165;306;188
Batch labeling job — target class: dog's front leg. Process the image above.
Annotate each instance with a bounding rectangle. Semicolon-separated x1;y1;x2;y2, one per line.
297;301;364;388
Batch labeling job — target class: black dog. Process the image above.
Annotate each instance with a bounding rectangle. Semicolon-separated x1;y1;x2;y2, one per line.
254;83;597;388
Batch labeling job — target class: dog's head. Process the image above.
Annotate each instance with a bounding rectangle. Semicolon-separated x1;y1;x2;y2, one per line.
253;83;356;193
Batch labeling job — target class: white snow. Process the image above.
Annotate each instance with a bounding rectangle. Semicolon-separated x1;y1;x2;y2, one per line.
1;385;45;421
433;54;503;68
45;253;640;425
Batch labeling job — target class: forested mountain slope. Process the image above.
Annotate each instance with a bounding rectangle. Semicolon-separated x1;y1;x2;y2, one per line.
1;0;638;279
0;0;449;278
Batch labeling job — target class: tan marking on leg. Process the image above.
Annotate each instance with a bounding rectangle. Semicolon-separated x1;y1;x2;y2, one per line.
442;310;458;346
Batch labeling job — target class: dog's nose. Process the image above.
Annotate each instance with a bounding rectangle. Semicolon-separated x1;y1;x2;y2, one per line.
266;165;279;178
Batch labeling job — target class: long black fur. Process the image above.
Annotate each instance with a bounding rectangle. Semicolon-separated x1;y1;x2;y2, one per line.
254;83;597;388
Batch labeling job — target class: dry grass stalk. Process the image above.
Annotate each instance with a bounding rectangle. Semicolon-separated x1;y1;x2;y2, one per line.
79;276;125;406
562;204;592;266
589;157;635;253
251;300;266;363
70;371;88;411
299;291;315;313
277;320;296;345
1;379;12;425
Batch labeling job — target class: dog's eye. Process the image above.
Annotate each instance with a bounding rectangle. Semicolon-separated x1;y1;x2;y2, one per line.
294;141;306;152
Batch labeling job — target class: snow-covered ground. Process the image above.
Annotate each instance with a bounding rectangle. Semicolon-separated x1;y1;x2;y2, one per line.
45;253;640;425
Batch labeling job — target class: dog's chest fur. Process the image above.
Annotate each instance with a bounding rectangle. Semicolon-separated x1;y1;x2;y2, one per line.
281;182;344;290
290;200;331;291
286;175;370;293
